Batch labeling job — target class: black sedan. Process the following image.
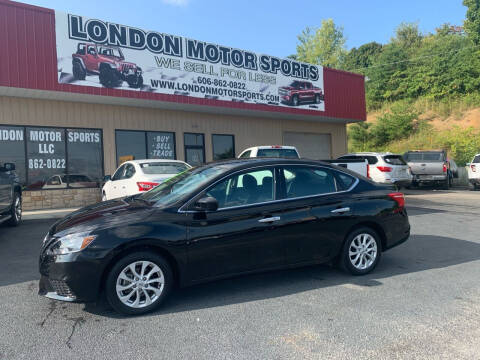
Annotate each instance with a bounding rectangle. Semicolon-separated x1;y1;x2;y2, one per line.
39;158;410;315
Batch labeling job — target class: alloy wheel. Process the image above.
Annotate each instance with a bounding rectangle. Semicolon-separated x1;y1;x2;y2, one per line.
116;261;164;309
14;196;21;221
348;233;378;270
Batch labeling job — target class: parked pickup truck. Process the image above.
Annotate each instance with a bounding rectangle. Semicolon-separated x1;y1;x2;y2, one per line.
238;146;368;177
278;81;324;107
0;162;22;226
467;153;480;190
403;150;452;189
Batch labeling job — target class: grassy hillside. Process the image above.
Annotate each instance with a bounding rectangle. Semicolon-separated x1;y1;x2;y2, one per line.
348;94;480;165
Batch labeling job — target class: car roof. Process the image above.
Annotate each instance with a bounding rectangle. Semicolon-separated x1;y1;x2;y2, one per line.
126;159;188;165
346;152;395;156
243;145;298;151
203;157;342;171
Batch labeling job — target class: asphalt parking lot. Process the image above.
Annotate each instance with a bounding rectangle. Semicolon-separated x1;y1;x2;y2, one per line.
1;189;480;360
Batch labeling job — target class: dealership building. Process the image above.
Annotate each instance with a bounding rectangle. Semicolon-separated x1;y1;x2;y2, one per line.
0;0;366;210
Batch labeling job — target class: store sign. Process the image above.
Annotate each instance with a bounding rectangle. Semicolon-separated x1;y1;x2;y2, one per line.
147;132;175;159
55;11;325;112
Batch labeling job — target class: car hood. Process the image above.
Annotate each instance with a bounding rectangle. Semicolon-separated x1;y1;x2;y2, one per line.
49;197;155;237
279;86;294;90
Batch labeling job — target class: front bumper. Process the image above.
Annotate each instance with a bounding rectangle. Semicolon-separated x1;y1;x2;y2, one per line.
469;178;480;185
38;250;107;303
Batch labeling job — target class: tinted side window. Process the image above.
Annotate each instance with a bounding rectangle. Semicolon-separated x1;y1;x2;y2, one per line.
473;155;480;163
365;156;378;165
112;165;125;181
124;164;136;179
239;150;251;158
281;166;336;199
334;172;356;191
206;168;274;209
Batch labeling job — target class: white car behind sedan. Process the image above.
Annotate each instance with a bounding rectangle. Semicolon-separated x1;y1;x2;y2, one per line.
102;160;191;200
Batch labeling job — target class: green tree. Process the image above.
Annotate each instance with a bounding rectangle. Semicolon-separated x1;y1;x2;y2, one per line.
392;22;423;49
464;0;480;44
347;122;372;152
370;102;417;147
341;42;383;73
296;19;347;68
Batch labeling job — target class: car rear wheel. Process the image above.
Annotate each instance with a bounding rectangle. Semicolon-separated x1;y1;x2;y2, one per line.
6;192;21;227
106;252;173;315
340;227;381;275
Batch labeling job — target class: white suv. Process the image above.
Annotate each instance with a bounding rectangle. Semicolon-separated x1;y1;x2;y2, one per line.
467;154;480;190
337;152;412;187
238;146;300;159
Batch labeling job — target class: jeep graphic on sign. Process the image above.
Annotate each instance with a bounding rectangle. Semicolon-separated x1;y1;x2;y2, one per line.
71;43;143;89
278;81;324;107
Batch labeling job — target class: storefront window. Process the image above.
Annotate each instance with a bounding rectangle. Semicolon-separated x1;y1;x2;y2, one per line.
212;134;235;160
147;132;175;159
67;129;103;188
26;127;67;190
116;130;177;166
0;125;103;190
116;131;146;165
0;126;26;185
184;133;205;166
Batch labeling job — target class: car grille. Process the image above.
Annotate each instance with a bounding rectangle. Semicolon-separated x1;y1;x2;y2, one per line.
121;64;135;73
50;280;76;299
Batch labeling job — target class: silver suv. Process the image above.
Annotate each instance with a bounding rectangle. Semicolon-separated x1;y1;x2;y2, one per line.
337;152;412;188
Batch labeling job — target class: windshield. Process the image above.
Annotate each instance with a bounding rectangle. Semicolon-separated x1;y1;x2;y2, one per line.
138;165;231;206
140;162;189;175
257;149;299;158
61;175;91;183
98;46;123;58
405;152;444;162
289;81;302;88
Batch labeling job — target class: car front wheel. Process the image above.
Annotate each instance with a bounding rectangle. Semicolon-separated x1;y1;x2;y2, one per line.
340;228;381;275
106;252;173;315
6;192;21;227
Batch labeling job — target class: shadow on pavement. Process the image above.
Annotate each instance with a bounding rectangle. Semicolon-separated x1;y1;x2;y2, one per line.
83;234;480;318
0;219;54;287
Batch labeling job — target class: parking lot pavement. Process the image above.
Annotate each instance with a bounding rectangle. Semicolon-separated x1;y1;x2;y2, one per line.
1;190;480;360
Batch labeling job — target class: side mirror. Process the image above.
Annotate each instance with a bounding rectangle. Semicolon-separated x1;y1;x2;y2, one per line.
195;197;218;212
0;163;15;172
103;175;112;182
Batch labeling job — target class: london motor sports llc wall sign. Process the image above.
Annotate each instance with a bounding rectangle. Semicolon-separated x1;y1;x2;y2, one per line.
55;11;325;112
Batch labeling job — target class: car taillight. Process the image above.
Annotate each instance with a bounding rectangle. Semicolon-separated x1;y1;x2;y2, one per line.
472;165;477;172
271;145;282;149
367;164;370;178
136;182;159;191
443;163;447;172
388;192;405;212
377;166;392;172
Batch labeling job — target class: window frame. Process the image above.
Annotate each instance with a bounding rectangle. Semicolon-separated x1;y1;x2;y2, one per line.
184;132;205;165
0;124;104;191
115;129;177;167
179;164;359;213
212;134;235;161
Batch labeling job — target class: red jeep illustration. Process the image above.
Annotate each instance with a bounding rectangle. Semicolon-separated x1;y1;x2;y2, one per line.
71;43;143;88
278;80;324;106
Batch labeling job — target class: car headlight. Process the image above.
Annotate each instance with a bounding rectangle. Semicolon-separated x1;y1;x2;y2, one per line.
49;233;97;255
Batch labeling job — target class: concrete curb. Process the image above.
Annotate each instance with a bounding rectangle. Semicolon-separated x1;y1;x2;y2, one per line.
23;208;78;220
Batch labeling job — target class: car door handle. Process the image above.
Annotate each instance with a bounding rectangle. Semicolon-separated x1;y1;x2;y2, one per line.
258;216;281;223
331;207;350;213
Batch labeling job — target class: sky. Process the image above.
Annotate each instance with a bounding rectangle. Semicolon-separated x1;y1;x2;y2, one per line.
23;0;467;58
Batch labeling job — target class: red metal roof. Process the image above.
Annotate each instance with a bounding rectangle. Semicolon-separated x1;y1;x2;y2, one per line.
0;0;366;122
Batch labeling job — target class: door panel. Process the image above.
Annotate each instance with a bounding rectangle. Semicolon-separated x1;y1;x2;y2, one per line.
279;165;356;264
0;171;9;210
186;167;286;281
